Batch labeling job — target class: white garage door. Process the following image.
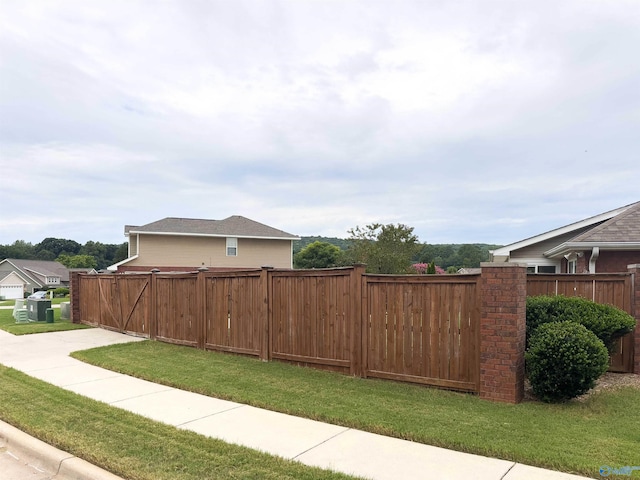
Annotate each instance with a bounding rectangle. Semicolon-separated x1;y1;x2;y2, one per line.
0;285;24;300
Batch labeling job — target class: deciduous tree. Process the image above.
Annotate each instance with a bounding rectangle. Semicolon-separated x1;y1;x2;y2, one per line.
345;223;420;274
294;241;342;269
36;238;81;257
56;254;98;269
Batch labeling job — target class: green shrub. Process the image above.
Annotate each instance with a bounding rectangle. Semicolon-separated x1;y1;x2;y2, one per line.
526;295;636;351
53;287;70;297
526;322;609;402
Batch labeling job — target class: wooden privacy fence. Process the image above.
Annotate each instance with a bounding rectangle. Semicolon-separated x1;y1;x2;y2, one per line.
71;264;639;402
72;266;481;393
527;273;634;373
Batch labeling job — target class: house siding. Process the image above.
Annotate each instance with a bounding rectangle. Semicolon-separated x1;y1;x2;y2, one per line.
0;263;15;280
0;271;24;286
129;234;138;256
123;234;292;270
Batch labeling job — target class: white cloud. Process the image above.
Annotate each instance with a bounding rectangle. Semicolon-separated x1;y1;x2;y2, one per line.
0;0;638;246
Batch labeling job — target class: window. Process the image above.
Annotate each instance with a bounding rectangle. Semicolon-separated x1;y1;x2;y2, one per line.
537;265;556;274
226;237;237;256
564;252;581;274
527;265;557;273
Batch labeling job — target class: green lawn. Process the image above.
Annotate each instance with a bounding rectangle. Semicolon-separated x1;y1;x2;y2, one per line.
72;340;640;479
0;297;68;306
0;365;357;480
0;301;91;334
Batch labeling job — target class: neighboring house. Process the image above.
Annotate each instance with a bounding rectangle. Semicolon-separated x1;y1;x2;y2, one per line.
108;216;300;272
0;259;70;299
490;201;640;273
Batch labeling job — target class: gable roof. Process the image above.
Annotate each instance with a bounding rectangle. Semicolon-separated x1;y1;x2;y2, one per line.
127;216;299;240
0;259;70;284
0;269;31;285
491;201;640;259
544;201;640;258
0;271;16;283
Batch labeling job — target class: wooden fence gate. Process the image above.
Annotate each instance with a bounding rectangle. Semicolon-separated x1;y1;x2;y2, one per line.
79;274;150;336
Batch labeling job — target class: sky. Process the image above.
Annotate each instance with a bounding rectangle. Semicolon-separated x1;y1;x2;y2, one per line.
1;0;638;247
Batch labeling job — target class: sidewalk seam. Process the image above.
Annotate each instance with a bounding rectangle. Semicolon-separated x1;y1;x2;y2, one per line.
500;462;517;479
176;404;247;427
109;386;179;405
25;365;122;388
292;427;352;460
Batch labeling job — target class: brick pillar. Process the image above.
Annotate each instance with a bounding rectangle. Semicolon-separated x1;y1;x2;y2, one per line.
628;264;640;375
69;271;81;324
479;262;527;403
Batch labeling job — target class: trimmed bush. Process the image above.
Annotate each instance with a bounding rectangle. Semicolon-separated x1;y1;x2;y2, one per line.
526;295;636;351
53;287;70;297
526;322;609;402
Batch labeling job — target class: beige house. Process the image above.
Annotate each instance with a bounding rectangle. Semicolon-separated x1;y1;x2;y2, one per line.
108;216;299;272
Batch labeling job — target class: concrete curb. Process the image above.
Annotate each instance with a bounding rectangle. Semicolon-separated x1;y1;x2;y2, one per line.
0;420;124;480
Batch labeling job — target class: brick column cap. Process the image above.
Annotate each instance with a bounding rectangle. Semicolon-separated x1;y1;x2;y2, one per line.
480;262;528;268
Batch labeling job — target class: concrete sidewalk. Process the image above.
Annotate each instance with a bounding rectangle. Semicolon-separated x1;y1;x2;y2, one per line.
0;328;591;480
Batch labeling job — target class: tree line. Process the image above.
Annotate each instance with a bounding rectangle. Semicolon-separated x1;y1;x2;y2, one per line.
0;238;128;270
1;224;501;274
294;224;502;273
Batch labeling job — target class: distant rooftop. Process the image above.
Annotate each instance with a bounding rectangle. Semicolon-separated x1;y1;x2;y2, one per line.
126;215;299;240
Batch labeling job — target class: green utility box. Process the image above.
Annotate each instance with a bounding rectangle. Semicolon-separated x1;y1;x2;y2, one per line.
27;299;52;322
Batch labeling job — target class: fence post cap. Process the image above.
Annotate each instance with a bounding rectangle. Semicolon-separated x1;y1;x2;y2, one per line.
480;262;528;268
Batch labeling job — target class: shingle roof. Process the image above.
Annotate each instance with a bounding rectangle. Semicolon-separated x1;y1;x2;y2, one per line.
2;259;69;282
129;216;299;240
492;201;640;257
570;201;640;243
541;201;640;258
